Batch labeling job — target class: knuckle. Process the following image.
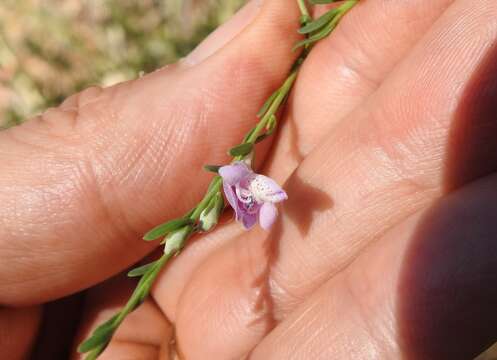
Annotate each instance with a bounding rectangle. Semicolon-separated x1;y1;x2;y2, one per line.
41;85;107;137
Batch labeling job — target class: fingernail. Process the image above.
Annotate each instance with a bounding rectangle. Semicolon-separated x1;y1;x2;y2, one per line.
182;0;263;66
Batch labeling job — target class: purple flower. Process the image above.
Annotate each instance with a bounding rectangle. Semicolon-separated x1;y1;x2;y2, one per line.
219;162;287;230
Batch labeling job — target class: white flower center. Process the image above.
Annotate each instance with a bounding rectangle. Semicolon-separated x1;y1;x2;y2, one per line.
248;175;276;203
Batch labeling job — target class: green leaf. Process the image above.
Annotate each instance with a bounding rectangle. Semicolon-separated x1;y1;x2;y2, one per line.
78;329;111;353
206;176;222;195
242;126;257;143
300;14;312;26
78;313;119;353
127;261;157;277
143;218;193;241
255;134;269;144
92;314;119;337
203;164;221;173
298;8;338;34
293;24;333;50
256;89;280;118
228;143;253;157
293;5;349;51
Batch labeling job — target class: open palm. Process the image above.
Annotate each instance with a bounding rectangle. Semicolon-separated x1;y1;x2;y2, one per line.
1;1;497;359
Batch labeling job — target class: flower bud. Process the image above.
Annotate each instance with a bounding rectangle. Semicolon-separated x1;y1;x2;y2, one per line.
164;225;192;255
199;192;224;232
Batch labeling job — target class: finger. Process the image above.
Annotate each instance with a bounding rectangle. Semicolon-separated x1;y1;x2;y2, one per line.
266;0;454;180
173;229;272;359
0;0;301;305
151;0;454;322
72;275;172;360
265;0;497;315
165;0;497;354
0;305;41;360
251;172;497;360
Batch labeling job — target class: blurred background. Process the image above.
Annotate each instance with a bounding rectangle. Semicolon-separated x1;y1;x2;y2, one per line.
0;0;243;129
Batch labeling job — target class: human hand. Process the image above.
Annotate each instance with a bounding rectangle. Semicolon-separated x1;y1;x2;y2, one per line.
1;0;497;359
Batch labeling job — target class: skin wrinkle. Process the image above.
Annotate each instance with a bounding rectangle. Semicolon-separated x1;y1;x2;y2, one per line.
164;2;476;356
342;268;395;359
10;0;496;358
80;157;143;245
0;0;304;356
84;1;496;358
268;0;496;310
283;0;457;160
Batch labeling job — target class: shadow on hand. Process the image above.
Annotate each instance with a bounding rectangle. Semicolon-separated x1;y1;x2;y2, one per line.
283;173;334;236
443;43;497;192
397;180;497;359
398;44;497;359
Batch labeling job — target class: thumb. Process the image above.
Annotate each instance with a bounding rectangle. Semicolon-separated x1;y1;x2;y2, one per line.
0;0;301;306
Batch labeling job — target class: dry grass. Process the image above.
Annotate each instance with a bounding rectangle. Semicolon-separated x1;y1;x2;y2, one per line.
0;0;243;128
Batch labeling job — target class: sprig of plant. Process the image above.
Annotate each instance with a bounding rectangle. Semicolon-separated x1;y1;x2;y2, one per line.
294;0;358;50
78;1;358;358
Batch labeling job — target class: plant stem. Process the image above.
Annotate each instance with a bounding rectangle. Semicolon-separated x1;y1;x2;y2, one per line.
297;0;311;24
246;70;298;144
83;253;171;360
79;2;360;357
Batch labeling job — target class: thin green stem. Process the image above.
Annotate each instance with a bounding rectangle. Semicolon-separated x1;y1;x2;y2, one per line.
190;176;222;220
83;254;171;360
246;71;298;144
297;0;311;24
340;0;359;14
79;3;359;357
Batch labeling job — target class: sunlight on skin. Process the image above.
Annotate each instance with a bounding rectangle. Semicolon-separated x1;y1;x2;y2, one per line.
2;0;497;359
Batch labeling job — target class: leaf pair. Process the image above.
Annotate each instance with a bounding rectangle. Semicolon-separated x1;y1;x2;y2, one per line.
294;0;358;50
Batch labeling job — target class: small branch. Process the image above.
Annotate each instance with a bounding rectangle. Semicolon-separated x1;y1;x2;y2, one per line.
297;0;311;25
78;2;360;357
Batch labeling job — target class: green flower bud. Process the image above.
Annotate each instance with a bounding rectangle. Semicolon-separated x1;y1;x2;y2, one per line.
199;192;224;232
163;225;192;255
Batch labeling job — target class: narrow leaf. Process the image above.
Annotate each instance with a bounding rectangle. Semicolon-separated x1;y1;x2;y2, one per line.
228;143;253;157
255;134;269;144
256;89;280;118
143;218;193;241
242;126;257;143
298;8;338;34
93;314;119;335
128;261;157;277
78;314;118;353
206;176;222;193
78;331;111;353
293;27;332;50
203;164;221;173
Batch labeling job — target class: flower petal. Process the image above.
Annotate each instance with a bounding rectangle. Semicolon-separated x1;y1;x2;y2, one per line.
241;212;258;230
249;175;288;203
219;162;251;185
223;183;241;219
259;202;278;230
